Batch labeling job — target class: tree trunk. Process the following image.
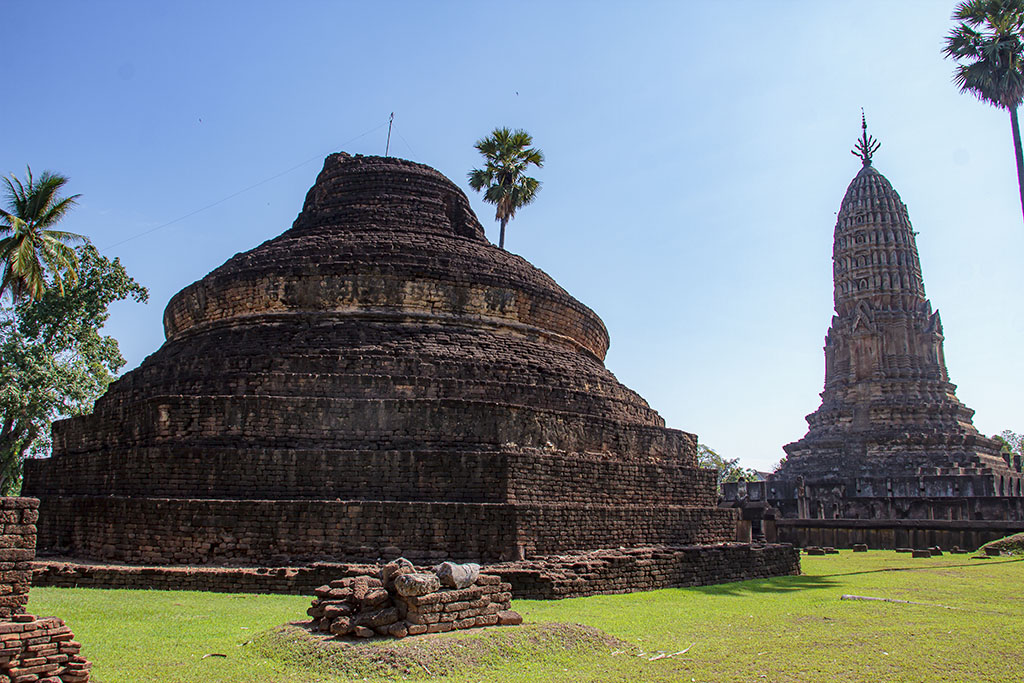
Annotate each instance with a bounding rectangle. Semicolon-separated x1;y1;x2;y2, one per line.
499;217;508;250
1011;106;1024;225
0;418;36;496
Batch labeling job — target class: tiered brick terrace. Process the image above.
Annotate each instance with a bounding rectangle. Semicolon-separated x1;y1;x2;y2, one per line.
24;153;793;589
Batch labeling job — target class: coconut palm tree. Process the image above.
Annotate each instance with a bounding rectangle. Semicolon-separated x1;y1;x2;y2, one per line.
467;128;544;250
0;167;88;303
944;0;1024;222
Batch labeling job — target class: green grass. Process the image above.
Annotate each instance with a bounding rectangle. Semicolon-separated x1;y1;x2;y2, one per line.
27;551;1024;682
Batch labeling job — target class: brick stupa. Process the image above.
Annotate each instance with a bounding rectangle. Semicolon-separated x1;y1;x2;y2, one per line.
25;153;739;566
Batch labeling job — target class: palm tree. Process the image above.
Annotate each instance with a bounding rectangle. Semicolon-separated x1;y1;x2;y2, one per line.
467;127;544;250
944;0;1024;222
0;167;88;302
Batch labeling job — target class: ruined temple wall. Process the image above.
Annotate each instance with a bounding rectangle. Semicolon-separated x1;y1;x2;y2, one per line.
505;456;718;507
35;498;518;564
164;264;612;361
775;518;1024;550
25;450;717;508
48;398;694;463
780;433;1015;483
33;544;799;600
516;506;736;556
33;498;736;565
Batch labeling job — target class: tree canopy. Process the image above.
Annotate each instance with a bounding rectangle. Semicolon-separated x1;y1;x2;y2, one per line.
467;128;544;250
995;429;1023;455
0;167;89;303
0;245;147;493
696;443;759;491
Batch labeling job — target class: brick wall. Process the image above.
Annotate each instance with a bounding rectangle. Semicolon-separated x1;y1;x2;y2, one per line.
26;449;712;507
493;544;802;599
33;497;736;565
32;544;800;601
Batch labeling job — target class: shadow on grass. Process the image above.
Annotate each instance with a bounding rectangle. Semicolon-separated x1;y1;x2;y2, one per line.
683;556;1024;597
812;556;1024;579
688;573;841;596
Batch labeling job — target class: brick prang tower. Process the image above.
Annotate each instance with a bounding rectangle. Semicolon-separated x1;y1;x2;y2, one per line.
771;119;1024;521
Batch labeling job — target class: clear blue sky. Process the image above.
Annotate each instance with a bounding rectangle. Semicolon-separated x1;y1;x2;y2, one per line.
5;1;1021;471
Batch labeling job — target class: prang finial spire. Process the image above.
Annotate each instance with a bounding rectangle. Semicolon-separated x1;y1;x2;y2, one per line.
852;109;881;166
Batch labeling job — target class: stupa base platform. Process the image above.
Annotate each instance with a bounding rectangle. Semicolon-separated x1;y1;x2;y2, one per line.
31;543;800;599
34;496;739;565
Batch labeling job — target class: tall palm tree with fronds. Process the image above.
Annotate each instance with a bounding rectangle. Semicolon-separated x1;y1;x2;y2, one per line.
944;0;1024;222
0;167;88;302
467;127;544;250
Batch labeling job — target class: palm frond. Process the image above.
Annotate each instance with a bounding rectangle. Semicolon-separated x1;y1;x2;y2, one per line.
945;0;1024;110
0;166;84;302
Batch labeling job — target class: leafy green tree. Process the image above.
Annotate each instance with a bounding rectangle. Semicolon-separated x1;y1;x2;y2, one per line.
0;245;147;493
696;443;759;492
467;127;544;250
0;167;89;303
944;0;1024;221
994;429;1023;454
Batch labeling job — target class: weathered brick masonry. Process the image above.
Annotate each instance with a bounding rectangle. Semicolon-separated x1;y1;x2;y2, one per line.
0;498;36;619
24;153;792;588
32;543;800;600
34;498;733;564
771;126;1023;524
0;498;90;683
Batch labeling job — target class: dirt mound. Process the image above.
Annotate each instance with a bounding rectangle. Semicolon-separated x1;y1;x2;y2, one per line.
981;533;1024;555
250;619;630;679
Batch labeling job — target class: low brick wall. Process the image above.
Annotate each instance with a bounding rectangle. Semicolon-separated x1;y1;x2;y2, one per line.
33;561;365;595
775;518;1024;551
490;543;801;599
33;543;800;599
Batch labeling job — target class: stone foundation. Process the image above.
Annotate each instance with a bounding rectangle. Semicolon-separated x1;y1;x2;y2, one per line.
490;544;801;599
31;543;799;599
775;518;1024;551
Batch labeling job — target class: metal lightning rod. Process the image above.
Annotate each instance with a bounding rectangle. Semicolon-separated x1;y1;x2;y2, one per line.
385;112;394;157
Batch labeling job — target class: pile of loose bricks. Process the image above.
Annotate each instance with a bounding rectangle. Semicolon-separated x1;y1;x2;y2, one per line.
0;616;89;683
0;498;89;683
307;559;520;639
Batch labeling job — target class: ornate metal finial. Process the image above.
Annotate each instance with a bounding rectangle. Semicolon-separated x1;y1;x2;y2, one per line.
852;109;880;166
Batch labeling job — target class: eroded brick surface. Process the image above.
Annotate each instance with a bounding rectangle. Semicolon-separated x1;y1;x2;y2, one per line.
771;157;1024;522
23;154;751;577
0;499;90;682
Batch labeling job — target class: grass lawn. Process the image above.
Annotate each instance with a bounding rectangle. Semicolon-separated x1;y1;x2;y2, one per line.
27;551;1024;682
